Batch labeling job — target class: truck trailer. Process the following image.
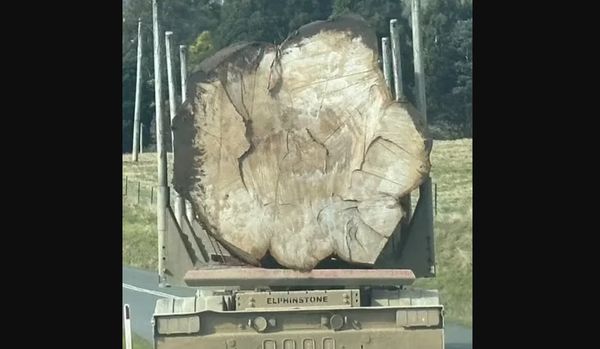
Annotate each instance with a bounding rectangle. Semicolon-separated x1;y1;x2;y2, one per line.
149;9;443;349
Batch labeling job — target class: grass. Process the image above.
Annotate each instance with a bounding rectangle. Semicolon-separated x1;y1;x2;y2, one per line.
123;332;152;349
123;197;157;269
122;139;472;326
122;153;171;269
413;138;472;327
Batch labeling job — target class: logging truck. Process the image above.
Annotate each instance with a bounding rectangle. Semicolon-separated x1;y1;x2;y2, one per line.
152;14;444;349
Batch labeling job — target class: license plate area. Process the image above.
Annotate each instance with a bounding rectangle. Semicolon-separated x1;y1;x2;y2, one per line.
236;289;360;310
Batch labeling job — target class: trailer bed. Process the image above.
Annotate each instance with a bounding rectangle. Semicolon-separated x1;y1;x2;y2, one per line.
184;266;416;287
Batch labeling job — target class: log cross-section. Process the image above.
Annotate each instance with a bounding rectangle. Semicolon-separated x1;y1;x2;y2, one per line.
173;15;430;271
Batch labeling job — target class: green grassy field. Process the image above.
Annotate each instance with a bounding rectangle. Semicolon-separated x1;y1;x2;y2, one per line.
413;139;472;326
123;332;152;349
122;139;472;326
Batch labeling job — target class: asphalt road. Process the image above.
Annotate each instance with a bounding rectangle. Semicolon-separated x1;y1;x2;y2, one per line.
122;266;472;348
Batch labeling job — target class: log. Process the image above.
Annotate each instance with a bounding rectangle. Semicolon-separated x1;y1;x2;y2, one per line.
172;15;431;271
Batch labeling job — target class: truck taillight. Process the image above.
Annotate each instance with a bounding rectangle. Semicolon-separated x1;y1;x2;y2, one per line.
396;309;441;327
155;315;201;335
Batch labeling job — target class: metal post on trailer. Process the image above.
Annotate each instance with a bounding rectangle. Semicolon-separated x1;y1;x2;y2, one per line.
411;0;435;274
165;31;177;154
389;19;406;102
179;44;196;223
381;37;393;92
165;31;187;227
389;18;412;220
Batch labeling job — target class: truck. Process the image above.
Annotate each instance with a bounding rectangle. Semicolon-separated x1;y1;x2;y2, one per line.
150;12;443;349
151;177;442;349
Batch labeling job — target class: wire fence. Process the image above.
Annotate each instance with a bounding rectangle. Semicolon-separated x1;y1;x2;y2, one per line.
124;176;438;216
122;176;179;209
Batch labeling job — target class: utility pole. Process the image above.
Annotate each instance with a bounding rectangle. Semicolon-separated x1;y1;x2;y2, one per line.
131;18;143;161
152;0;168;285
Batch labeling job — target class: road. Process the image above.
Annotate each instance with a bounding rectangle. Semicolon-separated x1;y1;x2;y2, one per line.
122;266;472;348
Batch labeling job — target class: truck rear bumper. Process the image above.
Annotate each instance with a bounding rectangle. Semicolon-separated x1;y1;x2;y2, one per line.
155;327;444;349
153;301;443;349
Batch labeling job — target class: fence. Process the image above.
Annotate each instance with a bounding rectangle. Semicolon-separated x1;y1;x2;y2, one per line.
124;176;438;216
122;176;179;209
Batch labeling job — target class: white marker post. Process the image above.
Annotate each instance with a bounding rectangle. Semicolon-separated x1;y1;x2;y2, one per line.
123;304;132;349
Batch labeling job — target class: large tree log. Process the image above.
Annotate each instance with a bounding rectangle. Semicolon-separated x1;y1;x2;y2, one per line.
173;15;431;271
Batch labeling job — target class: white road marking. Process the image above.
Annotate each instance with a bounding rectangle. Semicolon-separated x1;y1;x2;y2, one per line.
122;283;182;299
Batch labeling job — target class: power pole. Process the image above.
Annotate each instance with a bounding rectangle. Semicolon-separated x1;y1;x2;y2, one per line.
131;18;143;161
152;0;168;285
